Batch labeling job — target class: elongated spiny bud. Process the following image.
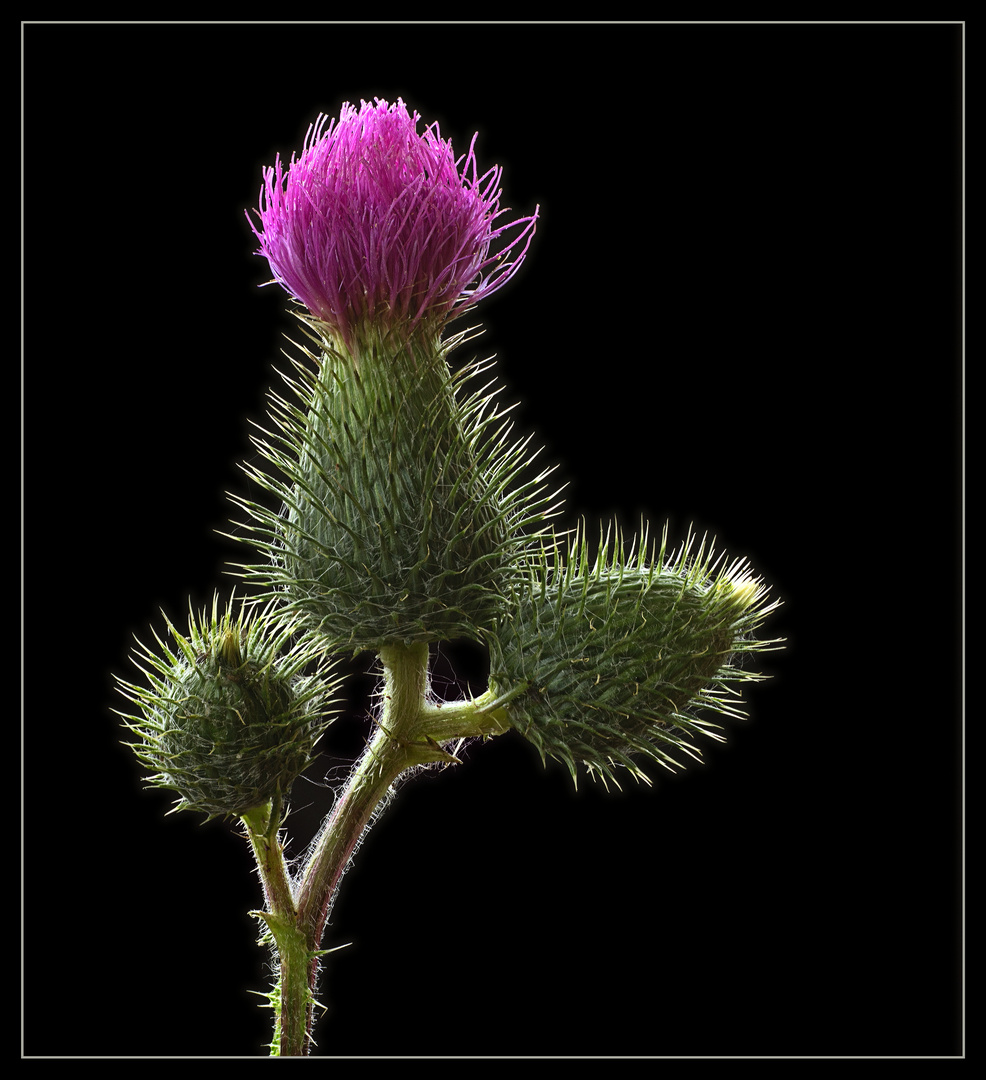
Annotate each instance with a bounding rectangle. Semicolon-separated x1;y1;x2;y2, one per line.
489;525;781;787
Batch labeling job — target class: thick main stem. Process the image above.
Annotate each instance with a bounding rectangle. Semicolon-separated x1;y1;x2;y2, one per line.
255;641;512;1055
291;641;437;1053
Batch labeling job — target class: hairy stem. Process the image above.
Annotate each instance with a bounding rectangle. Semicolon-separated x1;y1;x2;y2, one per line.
292;641;441;1053
240;797;309;1056
249;642;513;1055
241;796;295;922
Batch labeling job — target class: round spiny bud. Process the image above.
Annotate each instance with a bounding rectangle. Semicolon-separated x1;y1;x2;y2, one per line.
489;525;781;787
115;596;338;819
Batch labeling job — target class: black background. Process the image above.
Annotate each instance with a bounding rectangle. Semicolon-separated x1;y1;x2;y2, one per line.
23;21;962;1058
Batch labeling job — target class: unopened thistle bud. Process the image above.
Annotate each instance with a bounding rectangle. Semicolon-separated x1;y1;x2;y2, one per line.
115;597;338;819
489;526;782;787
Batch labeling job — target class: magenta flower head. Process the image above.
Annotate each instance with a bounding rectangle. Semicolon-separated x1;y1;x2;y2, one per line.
248;98;538;352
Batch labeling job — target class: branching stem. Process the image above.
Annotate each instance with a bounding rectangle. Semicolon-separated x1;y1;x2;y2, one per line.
244;641;503;1054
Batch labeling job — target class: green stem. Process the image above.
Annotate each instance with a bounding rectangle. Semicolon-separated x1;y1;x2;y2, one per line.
241;795;295;923
240;796;310;1057
293;641;439;1053
248;642;514;1056
417;686;514;742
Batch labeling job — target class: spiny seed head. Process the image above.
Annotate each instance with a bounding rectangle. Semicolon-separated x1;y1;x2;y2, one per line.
114;595;339;820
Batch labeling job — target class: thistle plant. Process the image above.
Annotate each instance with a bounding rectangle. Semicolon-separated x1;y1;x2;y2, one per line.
115;97;781;1057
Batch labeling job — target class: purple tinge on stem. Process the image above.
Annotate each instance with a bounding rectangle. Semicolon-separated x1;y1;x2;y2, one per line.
248;98;538;350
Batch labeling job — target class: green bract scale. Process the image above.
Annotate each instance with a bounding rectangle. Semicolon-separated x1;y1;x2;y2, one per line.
115;597;339;819
233;320;558;652
489;525;782;787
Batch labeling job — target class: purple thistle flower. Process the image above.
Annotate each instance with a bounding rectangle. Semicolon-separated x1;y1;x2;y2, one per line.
248;98;538;351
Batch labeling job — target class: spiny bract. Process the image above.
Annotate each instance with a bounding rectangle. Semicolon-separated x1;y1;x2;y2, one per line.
232;326;559;653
